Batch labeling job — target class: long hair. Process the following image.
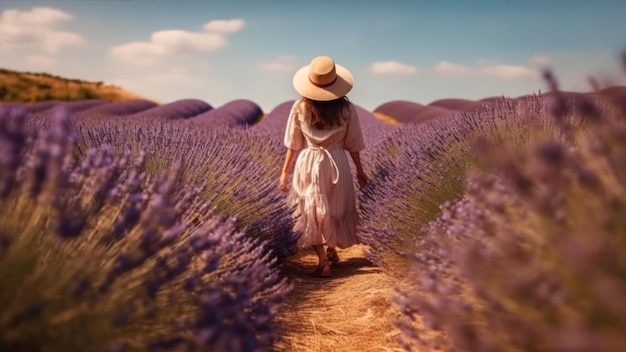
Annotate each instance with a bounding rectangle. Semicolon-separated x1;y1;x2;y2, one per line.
301;96;351;129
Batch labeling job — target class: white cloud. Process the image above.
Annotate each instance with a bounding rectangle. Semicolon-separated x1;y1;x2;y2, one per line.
1;7;71;27
479;64;538;79
110;42;165;65
531;55;552;64
111;31;225;64
111;19;244;65
435;61;469;74
203;19;245;33
26;55;54;66
0;7;84;53
260;55;299;72
151;30;225;54
369;61;417;75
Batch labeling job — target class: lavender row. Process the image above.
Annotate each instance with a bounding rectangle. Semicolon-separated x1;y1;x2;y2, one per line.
0;110;292;351
358;93;608;272
6;91;620;131
396;90;626;351
74;116;299;259
129;98;213;120
73;99;262;128
7;100;298;259
4;98;261;128
373;100;456;124
74;99;158;118
253;100;295;132
186;99;263;127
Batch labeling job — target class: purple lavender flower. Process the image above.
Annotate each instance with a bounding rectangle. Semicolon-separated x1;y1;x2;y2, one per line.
131;99;213;120
254;100;295;132
189;99;262;127
373;100;456;124
0;107;292;351
76;99;157;118
394;66;626;351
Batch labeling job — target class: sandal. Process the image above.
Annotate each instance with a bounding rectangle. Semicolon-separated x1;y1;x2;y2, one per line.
327;247;340;265
310;260;331;278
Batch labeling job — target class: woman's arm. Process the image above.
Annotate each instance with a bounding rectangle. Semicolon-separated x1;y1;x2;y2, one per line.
349;151;368;190
279;148;299;192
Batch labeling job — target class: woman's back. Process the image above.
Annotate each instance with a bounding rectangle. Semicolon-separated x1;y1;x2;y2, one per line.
287;99;363;152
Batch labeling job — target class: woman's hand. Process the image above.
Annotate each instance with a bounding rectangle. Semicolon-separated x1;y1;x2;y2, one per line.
356;171;369;190
280;149;298;193
279;170;289;193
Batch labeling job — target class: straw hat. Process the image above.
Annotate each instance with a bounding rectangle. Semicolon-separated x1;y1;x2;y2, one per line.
293;56;353;101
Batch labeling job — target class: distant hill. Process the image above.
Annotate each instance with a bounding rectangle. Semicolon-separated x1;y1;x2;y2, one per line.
0;68;146;103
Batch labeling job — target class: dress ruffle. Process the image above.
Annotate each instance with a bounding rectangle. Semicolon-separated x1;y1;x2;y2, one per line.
287;189;361;249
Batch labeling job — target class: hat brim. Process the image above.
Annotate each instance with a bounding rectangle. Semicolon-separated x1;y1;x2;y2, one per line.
292;63;353;101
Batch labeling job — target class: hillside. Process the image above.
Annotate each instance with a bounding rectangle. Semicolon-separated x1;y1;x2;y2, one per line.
0;68;145;103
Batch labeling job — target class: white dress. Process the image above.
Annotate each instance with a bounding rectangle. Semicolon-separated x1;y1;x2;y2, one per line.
284;98;365;249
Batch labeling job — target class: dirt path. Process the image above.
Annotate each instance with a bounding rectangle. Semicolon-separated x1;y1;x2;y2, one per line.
273;244;407;352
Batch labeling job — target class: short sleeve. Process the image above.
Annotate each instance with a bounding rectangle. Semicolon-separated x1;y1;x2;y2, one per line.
344;103;365;152
283;100;305;150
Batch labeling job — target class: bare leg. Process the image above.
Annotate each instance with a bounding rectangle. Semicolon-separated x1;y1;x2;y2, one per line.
312;244;330;276
327;246;339;264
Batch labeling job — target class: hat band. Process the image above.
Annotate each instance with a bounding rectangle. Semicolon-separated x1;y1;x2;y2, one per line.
309;75;337;88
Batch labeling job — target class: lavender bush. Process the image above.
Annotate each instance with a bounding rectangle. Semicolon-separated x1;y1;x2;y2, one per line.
354;104;401;174
428;98;484;112
0;109;291;351
397;106;626;352
73;99;158;119
359;94;605;273
44;99;109;114
22;100;61;114
596;85;626;117
188;99;262;127
74;116;298;259
373;100;455;124
395;66;626;351
255;100;295;131
131;99;213;120
0;100;61;116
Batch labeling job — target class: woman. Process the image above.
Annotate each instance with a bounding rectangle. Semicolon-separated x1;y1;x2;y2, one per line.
280;56;368;278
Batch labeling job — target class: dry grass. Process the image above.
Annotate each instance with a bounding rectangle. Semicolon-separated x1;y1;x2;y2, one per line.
274;245;409;352
0;68;146;102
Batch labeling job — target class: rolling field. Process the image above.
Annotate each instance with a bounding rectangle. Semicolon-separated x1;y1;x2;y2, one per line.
1;69;626;351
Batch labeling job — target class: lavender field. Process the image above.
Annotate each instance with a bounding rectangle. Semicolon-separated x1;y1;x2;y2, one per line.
1;65;626;352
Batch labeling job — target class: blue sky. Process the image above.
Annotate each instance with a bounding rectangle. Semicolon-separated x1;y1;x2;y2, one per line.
1;0;625;112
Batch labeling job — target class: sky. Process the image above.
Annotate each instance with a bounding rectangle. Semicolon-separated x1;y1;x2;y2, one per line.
1;0;625;112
